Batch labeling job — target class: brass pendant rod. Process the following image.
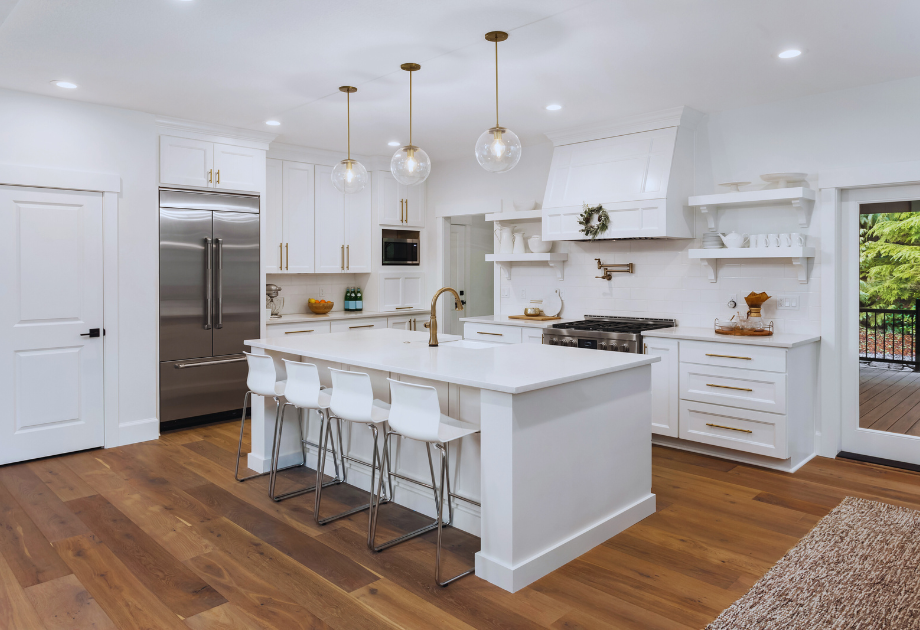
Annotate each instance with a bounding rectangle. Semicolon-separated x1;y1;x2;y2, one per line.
346;90;351;160
494;39;499;128
409;69;413;146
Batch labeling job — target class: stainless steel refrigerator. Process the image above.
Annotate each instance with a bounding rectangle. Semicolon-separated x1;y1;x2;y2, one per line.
159;189;260;428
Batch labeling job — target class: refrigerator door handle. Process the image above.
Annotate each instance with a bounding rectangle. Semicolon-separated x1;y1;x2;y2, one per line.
216;238;223;329
204;237;213;330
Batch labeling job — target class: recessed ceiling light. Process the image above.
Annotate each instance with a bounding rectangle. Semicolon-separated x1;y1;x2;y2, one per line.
52;81;77;89
778;49;802;59
265;120;281;126
387;141;400;147
545;104;562;111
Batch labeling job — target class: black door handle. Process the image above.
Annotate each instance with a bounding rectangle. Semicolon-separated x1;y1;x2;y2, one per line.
80;328;101;338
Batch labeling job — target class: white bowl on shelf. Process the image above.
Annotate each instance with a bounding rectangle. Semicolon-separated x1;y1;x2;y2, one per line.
527;235;553;253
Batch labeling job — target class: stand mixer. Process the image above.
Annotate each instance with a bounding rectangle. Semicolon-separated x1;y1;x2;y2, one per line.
266;284;284;319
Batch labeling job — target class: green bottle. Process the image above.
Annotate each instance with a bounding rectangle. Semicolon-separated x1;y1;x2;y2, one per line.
349;288;356;311
355;287;363;311
344;287;352;311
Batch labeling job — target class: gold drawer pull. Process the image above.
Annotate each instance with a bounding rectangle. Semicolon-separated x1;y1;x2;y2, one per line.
706;383;753;392
349;324;375;329
706;423;753;434
705;353;752;360
284;329;315;334
395;306;414;310
477;331;503;336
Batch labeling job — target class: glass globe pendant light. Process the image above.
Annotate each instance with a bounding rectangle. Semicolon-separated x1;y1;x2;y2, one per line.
331;86;368;194
475;31;521;173
390;63;431;186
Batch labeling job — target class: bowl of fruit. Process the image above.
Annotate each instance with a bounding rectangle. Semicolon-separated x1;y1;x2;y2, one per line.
308;298;334;314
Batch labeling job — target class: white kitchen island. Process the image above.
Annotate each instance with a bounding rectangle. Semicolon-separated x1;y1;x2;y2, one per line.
245;328;658;592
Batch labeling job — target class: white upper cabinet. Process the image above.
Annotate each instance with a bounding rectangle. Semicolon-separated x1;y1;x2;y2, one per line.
266;159;284;273
314;165;372;273
160;135;263;193
214;144;263;192
160;136;214;188
377;171;425;227
378;272;426;311
542;107;700;240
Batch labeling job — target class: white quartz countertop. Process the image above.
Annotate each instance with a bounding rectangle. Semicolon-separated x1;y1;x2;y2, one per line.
267;310;428;325
643;326;820;348
459;315;577;329
246;328;658;394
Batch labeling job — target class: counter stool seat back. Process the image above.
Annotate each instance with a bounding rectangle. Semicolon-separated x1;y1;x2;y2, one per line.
245;352;285;397
387;380;446;443
329;369;381;423
282;360;328;409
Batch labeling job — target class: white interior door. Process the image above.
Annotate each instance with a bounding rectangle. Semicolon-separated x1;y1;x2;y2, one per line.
0;187;105;465
449;224;468;335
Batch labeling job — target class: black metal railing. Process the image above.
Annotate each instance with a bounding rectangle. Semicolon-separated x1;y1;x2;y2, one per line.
859;300;919;370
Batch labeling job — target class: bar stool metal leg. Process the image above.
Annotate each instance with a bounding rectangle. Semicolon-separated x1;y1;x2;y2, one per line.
435;442;474;586
269;404;341;502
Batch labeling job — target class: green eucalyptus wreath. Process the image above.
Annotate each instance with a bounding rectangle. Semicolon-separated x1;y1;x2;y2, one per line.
577;203;610;240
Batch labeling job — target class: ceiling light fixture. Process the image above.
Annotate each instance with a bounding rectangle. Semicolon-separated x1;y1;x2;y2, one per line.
387;141;400;147
390;63;431;186
52;81;77;89
265;120;280;126
331;86;368;194
546;104;562;111
778;49;802;59
475;31;521;173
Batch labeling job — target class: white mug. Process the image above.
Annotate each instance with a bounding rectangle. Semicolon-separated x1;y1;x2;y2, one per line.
790;232;806;247
766;233;779;248
779;233;792;247
751;234;766;248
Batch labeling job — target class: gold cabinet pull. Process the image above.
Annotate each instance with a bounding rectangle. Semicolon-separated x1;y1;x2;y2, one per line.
341;245;344;270
705;353;752;360
403;198;407;223
706;383;753;392
477;331;503;336
279;243;283;269
400;199;404;223
285;243;289;270
346;244;349;270
349;324;374;329
208;169;213;184
216;169;220;184
705;423;753;434
284;329;315;334
395;306;414;310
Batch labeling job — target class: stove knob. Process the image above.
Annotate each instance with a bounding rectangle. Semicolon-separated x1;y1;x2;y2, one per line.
598;342;607;351
620;344;630;352
567;339;577;348
547;337;557;345
609;344;619;352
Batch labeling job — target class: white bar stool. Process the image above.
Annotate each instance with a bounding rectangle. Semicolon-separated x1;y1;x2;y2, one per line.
267;359;344;502
370;378;481;587
314;368;393;536
235;352;304;483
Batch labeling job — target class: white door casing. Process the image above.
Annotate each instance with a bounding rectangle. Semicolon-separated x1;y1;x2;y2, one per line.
449;224;468;335
0;187;105;465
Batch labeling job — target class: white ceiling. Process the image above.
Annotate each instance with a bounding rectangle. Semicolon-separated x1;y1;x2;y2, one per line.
1;0;919;161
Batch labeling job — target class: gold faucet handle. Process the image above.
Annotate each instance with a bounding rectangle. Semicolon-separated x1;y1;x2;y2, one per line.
424;321;431;328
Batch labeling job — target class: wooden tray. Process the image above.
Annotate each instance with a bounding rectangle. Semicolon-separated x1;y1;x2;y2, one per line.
714;328;774;336
507;314;562;321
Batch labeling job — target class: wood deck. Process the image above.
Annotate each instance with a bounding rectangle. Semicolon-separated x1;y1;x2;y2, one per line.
3;421;920;629
860;364;920;435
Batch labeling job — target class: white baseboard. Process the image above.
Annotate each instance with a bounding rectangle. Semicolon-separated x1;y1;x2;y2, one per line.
113;417;159;447
652;435;817;473
475;493;656;593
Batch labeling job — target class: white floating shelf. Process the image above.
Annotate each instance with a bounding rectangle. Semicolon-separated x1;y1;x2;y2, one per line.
689;247;816;284
485;253;568;281
485;209;543;222
688;187;816;229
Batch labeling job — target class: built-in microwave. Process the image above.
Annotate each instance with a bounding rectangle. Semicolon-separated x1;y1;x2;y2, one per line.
382;229;420;266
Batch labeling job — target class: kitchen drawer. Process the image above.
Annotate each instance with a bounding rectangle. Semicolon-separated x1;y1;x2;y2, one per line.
267;320;332;336
679;340;786;373
679;399;788;459
521;328;545;344
680;363;786;414
331;317;388;333
464;323;521;344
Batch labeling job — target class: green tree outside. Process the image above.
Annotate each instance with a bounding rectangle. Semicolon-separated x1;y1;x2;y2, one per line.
860;210;920;309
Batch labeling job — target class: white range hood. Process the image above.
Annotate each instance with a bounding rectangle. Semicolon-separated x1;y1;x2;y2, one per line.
541;106;702;240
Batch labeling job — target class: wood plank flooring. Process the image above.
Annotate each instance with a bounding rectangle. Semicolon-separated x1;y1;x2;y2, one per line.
860;364;920;434
2;421;920;629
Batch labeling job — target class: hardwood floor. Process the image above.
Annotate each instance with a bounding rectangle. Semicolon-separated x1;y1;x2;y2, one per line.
3;421;920;629
860;364;920;434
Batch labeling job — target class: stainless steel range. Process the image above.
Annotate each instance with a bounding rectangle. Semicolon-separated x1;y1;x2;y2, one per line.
542;315;677;353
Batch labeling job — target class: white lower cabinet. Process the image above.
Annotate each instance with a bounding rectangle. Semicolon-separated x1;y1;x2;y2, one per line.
645;337;679;438
463;323;522;344
678;400;788;459
522;328;544;345
388;315;424;331
266;321;332;336
331;317;388;333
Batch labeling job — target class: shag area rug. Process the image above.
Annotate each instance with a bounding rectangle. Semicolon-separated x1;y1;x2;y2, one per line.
706;496;920;629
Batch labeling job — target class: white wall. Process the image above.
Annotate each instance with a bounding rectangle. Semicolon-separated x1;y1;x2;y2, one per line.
427;74;920;336
266;272;369;314
0;88;159;432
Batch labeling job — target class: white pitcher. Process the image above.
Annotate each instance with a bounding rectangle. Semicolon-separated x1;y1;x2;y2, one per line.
718;231;748;248
495;226;514;254
512;230;526;254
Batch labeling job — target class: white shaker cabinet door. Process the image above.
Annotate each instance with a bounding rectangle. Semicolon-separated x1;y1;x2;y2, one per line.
402;180;426;227
378;272;426;311
282;161;315;273
213;143;263;192
645;336;679;437
160;135;214;188
265;158;283;273
314;165;345;273
377;171;402;225
344;174;373;272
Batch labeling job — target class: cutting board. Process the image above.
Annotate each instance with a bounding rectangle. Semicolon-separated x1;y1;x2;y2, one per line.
507;314;562;321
